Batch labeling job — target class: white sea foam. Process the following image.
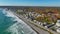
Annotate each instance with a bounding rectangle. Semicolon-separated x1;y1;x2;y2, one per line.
3;9;37;34
5;10;16;17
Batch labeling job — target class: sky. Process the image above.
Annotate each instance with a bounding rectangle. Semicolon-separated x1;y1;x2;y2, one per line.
0;0;60;6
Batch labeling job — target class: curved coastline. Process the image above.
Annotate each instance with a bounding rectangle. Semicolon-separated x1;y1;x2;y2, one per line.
4;9;37;34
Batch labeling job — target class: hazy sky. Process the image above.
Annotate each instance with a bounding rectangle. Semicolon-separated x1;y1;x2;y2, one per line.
0;0;60;6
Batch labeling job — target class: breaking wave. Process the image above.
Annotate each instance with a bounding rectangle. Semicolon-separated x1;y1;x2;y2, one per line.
2;9;37;34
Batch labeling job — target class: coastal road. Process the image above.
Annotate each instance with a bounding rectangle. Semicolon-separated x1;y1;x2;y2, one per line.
23;18;50;34
14;14;50;34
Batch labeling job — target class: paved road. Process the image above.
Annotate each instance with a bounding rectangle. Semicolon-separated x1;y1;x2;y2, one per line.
14;14;50;34
23;18;50;34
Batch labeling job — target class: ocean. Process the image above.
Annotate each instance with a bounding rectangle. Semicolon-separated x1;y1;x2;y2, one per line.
0;9;37;34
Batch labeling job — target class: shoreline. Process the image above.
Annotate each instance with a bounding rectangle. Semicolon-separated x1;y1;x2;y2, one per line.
10;11;38;34
5;10;37;34
12;12;39;34
16;14;39;34
12;11;50;34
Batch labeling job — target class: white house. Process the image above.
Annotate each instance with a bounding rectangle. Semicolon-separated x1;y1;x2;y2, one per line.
56;20;60;33
56;20;60;27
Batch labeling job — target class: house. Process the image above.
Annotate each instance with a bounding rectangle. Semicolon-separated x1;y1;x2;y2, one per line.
56;20;60;27
56;20;60;33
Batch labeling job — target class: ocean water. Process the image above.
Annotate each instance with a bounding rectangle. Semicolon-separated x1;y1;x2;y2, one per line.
0;9;37;34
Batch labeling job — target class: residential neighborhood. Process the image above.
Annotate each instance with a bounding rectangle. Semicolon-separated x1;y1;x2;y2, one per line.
16;7;60;34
